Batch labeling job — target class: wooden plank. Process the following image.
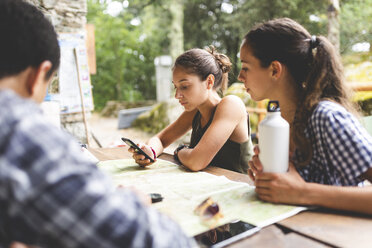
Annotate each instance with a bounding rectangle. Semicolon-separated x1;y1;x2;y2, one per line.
228;225;330;248
246;107;266;114
278;209;372;248
349;82;372;91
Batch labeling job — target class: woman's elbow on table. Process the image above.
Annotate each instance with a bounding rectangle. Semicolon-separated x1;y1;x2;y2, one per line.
184;162;208;172
178;147;212;171
180;155;210;171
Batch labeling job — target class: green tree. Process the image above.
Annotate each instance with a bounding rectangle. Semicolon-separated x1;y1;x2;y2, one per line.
87;0;168;109
328;0;341;52
183;0;328;84
88;0;372;109
340;0;372;54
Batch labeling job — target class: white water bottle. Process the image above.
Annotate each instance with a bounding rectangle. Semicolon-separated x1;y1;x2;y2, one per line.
258;101;289;173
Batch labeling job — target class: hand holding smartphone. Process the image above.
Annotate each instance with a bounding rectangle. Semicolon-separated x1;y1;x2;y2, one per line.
122;137;155;163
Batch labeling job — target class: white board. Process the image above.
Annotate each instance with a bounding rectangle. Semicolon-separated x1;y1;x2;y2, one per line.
58;33;94;114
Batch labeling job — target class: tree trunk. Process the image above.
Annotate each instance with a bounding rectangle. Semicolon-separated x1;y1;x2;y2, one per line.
327;0;340;52
168;0;184;61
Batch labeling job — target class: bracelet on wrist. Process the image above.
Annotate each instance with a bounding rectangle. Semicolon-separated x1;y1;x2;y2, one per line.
173;144;188;163
150;147;157;161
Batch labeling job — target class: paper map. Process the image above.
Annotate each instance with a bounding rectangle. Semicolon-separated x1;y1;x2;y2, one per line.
97;159;306;236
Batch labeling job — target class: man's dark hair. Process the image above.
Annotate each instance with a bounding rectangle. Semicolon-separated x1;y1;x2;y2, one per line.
0;0;60;80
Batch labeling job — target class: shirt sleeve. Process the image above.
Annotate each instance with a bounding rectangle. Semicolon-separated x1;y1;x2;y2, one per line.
315;104;372;185
4;119;195;247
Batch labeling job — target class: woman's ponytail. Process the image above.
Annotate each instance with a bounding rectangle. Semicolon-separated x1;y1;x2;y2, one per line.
174;46;232;93
206;46;232;92
304;36;349;109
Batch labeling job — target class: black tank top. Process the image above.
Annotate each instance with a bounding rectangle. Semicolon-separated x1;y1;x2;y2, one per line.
189;107;253;174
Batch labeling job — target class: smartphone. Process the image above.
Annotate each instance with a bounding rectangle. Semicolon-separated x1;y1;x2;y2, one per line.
193;220;260;248
121;137;155;163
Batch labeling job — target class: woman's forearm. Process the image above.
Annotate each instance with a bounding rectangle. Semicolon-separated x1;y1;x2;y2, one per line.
177;148;210;171
147;136;164;159
304;183;372;215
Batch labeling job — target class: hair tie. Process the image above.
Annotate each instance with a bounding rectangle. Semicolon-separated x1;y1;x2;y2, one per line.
310;35;319;49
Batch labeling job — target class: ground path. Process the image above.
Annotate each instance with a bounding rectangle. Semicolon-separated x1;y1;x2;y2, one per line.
88;113;177;154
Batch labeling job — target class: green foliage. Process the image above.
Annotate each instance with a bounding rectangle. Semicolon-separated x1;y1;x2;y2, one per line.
343;52;372;65
87;0;168;110
340;0;372;112
345;61;372;82
183;0;328;84
345;61;372;113
358;98;372;115
224;83;261;132
132;102;169;134
340;0;372;54
224;83;255;106
88;0;372;113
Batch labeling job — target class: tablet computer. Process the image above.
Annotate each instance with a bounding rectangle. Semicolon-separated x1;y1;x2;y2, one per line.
193;220;260;248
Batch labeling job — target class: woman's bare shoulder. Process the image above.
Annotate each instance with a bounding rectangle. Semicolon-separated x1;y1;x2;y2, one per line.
218;95;246;112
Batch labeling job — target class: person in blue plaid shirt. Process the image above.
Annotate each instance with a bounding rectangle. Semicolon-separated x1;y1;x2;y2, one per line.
0;0;195;247
239;18;372;215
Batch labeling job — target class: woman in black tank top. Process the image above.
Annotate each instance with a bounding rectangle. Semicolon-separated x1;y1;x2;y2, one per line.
129;47;253;174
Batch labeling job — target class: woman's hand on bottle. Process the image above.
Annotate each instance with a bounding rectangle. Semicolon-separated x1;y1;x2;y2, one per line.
254;162;307;205
248;145;306;204
128;143;155;167
247;145;263;181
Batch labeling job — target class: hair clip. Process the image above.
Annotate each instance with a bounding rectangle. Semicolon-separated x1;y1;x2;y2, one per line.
310;35;319;49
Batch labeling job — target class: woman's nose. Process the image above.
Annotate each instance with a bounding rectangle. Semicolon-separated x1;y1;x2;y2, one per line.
175;89;181;99
237;71;244;82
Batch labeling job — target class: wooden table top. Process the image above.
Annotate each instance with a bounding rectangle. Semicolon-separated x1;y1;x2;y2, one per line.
89;147;372;248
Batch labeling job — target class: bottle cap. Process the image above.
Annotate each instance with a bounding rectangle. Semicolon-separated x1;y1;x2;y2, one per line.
267;101;280;112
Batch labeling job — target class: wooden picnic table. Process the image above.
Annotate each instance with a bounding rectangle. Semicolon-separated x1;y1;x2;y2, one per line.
89;147;372;248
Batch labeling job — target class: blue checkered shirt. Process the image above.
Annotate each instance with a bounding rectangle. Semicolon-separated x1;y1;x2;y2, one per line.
294;101;372;185
0;90;194;248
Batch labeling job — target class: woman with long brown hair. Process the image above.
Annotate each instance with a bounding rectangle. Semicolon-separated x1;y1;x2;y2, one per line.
240;18;372;214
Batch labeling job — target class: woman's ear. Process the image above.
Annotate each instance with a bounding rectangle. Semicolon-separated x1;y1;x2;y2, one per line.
270;61;283;80
206;74;215;89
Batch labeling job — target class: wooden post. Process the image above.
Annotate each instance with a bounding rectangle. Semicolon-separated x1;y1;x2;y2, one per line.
74;47;91;146
85;24;97;75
